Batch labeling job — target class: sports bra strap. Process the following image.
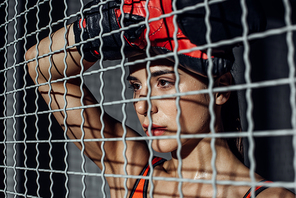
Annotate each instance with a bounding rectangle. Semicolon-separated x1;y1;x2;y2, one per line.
243;180;272;198
130;160;271;198
129;157;166;198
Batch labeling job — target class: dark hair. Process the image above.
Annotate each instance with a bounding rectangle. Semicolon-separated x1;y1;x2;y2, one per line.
192;72;244;162
221;90;244;162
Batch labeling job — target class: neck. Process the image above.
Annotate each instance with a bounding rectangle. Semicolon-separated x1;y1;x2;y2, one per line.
164;138;247;180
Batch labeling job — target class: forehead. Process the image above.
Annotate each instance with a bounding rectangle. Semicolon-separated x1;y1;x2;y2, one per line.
127;55;209;84
128;58;176;75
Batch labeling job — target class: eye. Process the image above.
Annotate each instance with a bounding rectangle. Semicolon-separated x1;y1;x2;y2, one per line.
159;80;169;86
158;79;174;88
129;82;142;92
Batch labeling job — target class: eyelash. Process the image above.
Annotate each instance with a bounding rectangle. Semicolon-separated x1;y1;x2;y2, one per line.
128;82;142;92
157;79;174;89
128;78;175;92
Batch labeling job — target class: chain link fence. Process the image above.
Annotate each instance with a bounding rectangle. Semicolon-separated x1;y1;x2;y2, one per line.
0;0;295;197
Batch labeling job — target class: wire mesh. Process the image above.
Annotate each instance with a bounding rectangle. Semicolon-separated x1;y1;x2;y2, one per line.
0;0;295;197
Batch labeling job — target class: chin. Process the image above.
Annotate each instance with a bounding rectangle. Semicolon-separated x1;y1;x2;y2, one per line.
151;139;178;153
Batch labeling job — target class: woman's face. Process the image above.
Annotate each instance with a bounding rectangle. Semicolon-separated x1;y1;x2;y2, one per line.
128;61;212;153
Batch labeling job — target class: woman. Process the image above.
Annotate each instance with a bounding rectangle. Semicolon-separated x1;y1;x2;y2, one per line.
25;0;294;197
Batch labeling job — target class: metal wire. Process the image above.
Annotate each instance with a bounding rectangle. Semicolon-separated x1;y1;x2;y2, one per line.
77;0;87;196
143;0;155;196
2;1;9;196
202;0;217;197
97;1;107;197
22;0;29;194
118;1;129;197
239;0;256;197
47;1;55;197
282;0;296;195
62;1;70;197
11;0;19;196
1;0;296;197
34;1;42;196
171;0;183;197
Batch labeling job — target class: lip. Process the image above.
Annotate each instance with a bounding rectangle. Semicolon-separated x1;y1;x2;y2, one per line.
143;124;167;136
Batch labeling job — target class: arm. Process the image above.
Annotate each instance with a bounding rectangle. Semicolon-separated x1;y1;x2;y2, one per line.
25;24;150;193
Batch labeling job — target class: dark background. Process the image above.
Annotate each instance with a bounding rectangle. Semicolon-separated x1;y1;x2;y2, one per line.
0;1;67;197
244;0;296;183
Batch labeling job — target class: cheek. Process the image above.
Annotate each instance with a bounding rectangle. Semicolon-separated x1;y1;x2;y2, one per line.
157;99;179;121
178;94;210;134
134;103;144;123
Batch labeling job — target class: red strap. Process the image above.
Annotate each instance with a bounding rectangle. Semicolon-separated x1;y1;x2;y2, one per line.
131;157;164;198
78;18;87;29
244;181;272;198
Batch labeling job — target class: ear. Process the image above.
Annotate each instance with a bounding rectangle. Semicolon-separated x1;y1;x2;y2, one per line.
215;72;232;105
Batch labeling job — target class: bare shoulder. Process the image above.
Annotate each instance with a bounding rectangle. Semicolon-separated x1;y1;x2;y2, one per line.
257;187;295;198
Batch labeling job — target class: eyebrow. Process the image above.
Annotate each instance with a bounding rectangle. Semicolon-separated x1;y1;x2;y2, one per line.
127;70;178;81
151;70;177;78
126;75;138;81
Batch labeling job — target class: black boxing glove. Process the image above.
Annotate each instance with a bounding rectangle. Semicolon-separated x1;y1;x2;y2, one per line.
73;0;145;62
176;0;267;50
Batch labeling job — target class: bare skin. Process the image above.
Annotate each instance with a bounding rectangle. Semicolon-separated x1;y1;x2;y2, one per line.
25;24;295;198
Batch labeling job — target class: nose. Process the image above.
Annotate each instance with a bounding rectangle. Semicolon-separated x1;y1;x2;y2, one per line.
134;82;158;116
134;98;158;116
